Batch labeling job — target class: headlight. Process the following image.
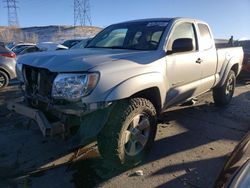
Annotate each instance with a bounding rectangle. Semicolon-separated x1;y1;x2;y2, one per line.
52;73;99;101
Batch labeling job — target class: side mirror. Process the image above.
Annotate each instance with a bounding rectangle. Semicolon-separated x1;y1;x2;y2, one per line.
172;38;194;53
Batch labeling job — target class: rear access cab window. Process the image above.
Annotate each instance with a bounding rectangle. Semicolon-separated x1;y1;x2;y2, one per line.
197;23;214;50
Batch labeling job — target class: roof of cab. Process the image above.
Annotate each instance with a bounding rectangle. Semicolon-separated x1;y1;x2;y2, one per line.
115;17;206;25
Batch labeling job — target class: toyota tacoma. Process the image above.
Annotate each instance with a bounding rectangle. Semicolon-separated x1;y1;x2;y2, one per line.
10;17;244;167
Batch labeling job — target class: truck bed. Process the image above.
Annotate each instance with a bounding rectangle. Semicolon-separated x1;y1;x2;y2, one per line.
216;46;244;77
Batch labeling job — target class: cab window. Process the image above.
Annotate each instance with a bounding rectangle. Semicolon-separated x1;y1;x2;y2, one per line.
167;22;197;52
198;24;213;50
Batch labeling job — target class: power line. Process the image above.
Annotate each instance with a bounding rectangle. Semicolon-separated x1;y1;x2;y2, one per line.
74;0;92;27
3;0;19;27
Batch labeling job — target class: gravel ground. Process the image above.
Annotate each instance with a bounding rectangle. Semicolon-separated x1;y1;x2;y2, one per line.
0;81;250;188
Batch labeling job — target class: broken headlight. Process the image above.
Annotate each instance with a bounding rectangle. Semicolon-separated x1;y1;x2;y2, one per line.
52;73;99;101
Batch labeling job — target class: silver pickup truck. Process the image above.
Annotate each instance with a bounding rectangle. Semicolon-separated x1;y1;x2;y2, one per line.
10;17;243;167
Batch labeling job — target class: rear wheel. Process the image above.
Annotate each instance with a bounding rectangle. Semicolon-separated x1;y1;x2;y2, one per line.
0;71;9;90
97;98;157;167
213;70;236;106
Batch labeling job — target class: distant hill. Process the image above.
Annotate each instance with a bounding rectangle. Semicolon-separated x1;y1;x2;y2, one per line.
0;25;102;43
21;25;102;42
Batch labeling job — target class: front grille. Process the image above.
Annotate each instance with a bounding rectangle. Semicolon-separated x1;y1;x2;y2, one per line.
24;65;57;97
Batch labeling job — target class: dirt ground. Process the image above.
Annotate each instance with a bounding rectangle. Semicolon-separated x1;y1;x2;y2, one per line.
0;81;250;188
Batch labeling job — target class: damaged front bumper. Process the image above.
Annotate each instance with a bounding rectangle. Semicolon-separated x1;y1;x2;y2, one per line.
24;92;112;117
7;99;64;137
7;97;112;138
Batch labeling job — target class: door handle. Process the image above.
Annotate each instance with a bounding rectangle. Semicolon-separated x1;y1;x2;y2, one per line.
196;58;203;64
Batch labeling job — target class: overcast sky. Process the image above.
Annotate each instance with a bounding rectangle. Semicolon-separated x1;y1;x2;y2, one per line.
0;0;249;39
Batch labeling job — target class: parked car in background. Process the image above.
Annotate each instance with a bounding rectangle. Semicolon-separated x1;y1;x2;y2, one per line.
236;40;250;78
37;42;68;51
70;38;92;50
61;39;82;48
11;17;243;167
215;131;250;188
11;43;36;53
215;38;234;48
0;45;16;89
5;42;15;50
15;46;43;56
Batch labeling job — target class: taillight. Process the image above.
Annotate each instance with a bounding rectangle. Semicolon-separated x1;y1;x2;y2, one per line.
0;52;16;58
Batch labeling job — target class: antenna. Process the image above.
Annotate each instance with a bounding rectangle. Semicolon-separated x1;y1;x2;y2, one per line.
4;0;19;27
74;0;92;27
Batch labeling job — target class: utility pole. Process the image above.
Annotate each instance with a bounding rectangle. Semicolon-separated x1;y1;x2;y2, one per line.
4;0;19;27
74;0;92;27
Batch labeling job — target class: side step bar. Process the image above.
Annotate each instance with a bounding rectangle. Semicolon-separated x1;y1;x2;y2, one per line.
7;100;65;137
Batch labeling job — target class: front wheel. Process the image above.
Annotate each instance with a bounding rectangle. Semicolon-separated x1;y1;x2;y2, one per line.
97;98;157;167
213;70;236;106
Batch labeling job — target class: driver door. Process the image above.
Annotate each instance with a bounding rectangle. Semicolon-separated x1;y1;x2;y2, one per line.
165;22;202;107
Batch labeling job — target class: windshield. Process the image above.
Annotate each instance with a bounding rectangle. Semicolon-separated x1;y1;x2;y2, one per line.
70;38;91;49
6;42;15;49
62;40;81;48
12;45;33;53
86;21;168;50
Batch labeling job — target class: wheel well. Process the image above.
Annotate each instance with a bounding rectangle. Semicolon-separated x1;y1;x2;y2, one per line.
231;64;239;75
0;67;10;79
131;87;162;115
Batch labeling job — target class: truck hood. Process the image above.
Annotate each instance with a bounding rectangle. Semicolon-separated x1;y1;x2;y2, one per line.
18;48;163;72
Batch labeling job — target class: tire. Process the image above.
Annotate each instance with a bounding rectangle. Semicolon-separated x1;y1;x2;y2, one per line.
97;98;157;167
0;70;9;90
213;70;236;106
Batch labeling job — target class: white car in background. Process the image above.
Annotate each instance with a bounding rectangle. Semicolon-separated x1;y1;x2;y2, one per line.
37;42;68;51
70;38;93;49
10;43;36;53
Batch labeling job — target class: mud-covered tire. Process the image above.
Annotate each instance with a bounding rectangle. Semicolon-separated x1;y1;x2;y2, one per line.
213;70;236;106
0;71;9;90
97;98;157;168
